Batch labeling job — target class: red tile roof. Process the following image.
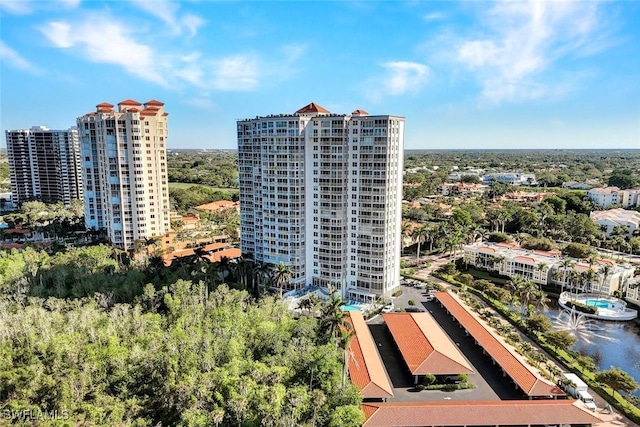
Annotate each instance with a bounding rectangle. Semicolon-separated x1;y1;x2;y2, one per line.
533;249;561;257
345;312;394;399
145;100;164;106
382;313;473;375
202;242;228;252
96;102;114;108
478;246;496;253
351;109;368;115
140;109;158;116
195;200;239;211
204;247;241;263
118;99;142;105
434;292;563;397
295;102;330;114
362;400;602;427
513;255;536;264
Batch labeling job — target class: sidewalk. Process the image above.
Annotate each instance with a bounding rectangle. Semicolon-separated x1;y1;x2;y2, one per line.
411;266;638;427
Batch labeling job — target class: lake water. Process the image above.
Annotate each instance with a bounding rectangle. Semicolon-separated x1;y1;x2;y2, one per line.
543;304;640;398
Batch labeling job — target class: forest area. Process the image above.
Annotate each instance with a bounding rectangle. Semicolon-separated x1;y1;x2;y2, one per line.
0;245;363;426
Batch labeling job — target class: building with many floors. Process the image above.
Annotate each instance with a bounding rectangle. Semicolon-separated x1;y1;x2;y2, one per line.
590;208;640;237
463;242;635;296
587;186;640;208
482;172;537;186
238;103;404;299
5;126;83;206
76;100;170;250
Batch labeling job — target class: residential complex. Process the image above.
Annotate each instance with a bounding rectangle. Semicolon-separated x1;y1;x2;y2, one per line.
5;126;83;206
76;100;170;250
587;186;640;208
237;103;404;299
463;242;636;297
481;172;537;186
590;208;640;237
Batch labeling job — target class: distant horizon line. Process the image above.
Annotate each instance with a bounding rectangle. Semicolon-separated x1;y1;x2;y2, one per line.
163;147;640;152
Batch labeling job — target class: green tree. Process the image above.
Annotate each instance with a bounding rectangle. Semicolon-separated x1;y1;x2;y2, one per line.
595;367;639;397
544;330;577;350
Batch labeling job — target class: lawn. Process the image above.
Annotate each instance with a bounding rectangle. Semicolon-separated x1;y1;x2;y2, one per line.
168;182;239;193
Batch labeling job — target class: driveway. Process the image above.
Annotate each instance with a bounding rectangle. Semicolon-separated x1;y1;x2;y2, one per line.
368;284;524;402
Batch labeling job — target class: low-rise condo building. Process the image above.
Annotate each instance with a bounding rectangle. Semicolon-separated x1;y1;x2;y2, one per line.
463;242;635;296
590;208;640;237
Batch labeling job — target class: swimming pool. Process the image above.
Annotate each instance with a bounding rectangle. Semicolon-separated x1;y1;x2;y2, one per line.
585;299;611;308
342;304;362;311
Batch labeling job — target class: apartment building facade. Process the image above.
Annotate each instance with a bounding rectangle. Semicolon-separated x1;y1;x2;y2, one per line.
77;100;170;249
238;103;404;299
5;126;83;206
587;186;640;208
463;242;635;296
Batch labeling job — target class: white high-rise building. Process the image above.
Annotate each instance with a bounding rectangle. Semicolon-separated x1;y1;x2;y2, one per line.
5;126;83;206
238;103;404;299
77;100;170;249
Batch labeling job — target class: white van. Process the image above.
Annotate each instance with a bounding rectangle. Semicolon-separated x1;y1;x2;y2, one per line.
576;390;597;411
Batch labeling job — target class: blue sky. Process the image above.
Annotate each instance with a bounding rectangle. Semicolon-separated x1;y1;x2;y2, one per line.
1;0;639;150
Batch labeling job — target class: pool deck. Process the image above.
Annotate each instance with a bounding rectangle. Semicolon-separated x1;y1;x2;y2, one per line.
558;292;637;321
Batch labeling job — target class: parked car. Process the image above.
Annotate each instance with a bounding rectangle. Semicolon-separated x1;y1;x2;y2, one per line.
405;306;426;313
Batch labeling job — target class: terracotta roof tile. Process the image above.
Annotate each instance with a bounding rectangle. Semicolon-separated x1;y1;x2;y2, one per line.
96;102;114;108
204;247;241;263
345;312;394;399
195;200;239;211
434;292;563;397
295;102;330;114
118;99;142;105
513;255;536;263
145;100;164;106
362;400;602;427
382;313;473;375
140;109;158;116
351;109;368;115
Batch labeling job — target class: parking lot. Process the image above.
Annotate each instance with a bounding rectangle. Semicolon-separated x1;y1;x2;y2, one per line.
367;284;525;402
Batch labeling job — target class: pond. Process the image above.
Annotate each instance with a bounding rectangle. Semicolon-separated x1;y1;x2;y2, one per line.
542;303;640;398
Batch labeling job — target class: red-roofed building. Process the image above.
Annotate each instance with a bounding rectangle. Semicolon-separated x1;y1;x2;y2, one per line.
195;200;239;212
77;99;170;250
435;292;564;398
382;313;473;383
345;312;394;400
362;400;602;427
295;102;330;115
464;242;635;296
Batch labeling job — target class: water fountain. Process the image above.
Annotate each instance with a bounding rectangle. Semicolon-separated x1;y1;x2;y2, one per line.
554;306;617;345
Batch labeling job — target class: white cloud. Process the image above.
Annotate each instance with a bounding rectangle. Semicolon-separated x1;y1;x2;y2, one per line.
423;11;446;21
364;61;430;103
130;0;204;36
0;40;41;74
212;55;259;91
381;61;430;95
40;17;167;86
0;0;33;14
454;0;609;104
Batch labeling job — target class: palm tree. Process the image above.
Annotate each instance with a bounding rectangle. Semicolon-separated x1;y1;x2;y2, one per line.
412;224;430;261
558;258;574;294
535;262;548;285
318;294;348;345
272;262;293;298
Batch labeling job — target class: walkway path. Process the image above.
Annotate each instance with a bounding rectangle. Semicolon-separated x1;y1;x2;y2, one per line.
407;263;638;427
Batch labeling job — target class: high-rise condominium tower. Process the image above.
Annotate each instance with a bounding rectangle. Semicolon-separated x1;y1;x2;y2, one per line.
5;126;83;206
238;103;404;299
77;100;170;249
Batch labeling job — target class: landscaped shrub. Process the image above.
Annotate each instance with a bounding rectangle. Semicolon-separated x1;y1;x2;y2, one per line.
423;374;436;385
566;300;597;315
392;289;403;297
408;299;416;306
